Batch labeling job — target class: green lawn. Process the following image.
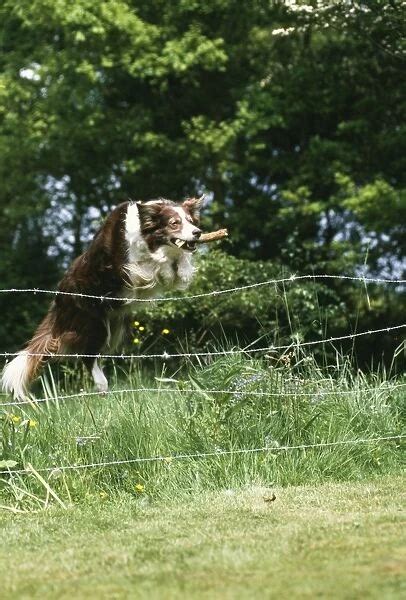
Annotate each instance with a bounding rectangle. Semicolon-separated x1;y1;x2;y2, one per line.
1;476;405;599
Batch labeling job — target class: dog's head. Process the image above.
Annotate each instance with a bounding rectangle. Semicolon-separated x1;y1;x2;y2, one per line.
137;197;203;252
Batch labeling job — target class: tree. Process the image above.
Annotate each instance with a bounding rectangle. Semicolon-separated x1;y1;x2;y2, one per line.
0;0;404;354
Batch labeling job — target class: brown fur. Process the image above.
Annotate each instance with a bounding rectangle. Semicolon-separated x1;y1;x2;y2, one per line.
22;202;130;381
10;197;202;395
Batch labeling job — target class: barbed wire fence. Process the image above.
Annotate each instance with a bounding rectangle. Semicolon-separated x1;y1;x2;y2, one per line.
1;382;406;408
1;435;404;476
1;323;404;361
0;273;405;303
0;274;405;477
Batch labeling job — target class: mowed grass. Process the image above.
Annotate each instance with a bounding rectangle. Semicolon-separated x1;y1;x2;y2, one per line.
1;476;405;599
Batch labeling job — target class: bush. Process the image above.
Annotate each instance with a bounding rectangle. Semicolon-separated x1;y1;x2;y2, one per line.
130;249;346;357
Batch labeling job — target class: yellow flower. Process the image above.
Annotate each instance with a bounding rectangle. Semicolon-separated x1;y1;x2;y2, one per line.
133;338;140;344
134;483;145;493
133;320;140;327
138;326;145;332
161;328;170;335
10;414;21;425
99;491;108;499
29;419;38;428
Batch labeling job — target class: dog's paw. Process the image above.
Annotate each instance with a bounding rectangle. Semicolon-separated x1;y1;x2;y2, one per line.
95;382;108;394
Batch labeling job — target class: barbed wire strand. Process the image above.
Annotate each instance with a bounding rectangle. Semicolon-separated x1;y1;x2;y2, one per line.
0;434;403;476
1;383;405;408
1;323;405;360
0;274;405;304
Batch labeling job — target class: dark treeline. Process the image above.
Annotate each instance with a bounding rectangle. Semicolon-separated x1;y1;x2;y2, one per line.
0;1;405;364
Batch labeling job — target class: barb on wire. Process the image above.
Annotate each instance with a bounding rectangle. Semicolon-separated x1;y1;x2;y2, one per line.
0;434;403;476
0;274;405;304
1;323;405;361
1;383;405;408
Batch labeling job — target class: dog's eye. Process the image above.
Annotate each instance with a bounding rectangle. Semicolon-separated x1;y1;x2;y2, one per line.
169;218;181;227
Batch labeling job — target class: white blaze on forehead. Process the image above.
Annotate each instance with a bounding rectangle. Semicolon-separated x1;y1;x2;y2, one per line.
173;207;197;240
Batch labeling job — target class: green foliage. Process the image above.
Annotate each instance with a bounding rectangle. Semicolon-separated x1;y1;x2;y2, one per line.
129;248;404;368
0;0;405;356
0;219;60;349
133;248;345;354
338;173;406;241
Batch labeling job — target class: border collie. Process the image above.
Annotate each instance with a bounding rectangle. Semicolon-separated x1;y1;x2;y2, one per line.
2;197;203;400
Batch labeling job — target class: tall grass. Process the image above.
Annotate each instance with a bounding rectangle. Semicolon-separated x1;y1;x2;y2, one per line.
0;349;405;509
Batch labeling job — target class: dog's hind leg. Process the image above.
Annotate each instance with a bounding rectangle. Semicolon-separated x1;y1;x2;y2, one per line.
81;314;126;393
90;359;108;393
80;320;109;393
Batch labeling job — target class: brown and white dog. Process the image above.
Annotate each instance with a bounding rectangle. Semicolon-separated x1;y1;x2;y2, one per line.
2;197;203;400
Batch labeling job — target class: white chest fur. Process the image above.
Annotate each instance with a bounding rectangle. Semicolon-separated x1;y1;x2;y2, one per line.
123;202;196;297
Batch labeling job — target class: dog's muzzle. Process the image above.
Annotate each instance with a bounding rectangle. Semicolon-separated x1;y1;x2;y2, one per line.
170;238;198;252
170;228;201;252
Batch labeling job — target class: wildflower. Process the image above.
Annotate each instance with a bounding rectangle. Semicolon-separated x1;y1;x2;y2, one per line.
138;326;145;332
133;320;140;327
134;483;145;493
49;468;62;478
99;491;108;499
29;419;38;428
76;434;100;447
163;456;173;464
133;338;140;345
10;414;21;425
280;353;293;366
161;328;170;335
265;436;280;449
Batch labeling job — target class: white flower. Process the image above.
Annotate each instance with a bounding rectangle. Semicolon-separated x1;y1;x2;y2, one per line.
271;27;295;37
288;3;314;13
19;63;41;81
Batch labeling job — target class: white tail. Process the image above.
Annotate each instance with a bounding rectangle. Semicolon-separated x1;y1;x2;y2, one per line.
1;352;31;400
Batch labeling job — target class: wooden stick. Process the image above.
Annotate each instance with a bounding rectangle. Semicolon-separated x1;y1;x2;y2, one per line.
197;229;228;244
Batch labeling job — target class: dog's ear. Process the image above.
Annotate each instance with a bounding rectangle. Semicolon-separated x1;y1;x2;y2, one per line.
183;195;204;222
136;201;163;231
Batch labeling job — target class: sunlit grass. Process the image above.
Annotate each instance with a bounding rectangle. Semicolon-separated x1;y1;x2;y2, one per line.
0;476;405;599
0;351;404;510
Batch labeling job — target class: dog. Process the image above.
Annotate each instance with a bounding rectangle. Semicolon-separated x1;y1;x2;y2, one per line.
2;196;203;400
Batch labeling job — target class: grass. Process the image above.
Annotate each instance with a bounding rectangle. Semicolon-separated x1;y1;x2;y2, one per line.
0;352;404;506
0;352;405;597
0;476;405;599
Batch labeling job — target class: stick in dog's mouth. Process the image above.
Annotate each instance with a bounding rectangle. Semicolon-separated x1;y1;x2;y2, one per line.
197;229;228;244
171;238;198;251
171;229;228;252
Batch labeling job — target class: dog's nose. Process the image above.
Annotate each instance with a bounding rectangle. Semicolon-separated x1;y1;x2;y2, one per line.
192;228;202;239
